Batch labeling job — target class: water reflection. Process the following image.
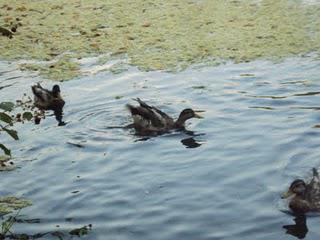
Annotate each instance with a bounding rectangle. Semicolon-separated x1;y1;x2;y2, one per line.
132;129;205;148
33;109;65;126
181;137;202;148
283;215;308;239
54;109;65;126
293;91;320;97
249;106;276;110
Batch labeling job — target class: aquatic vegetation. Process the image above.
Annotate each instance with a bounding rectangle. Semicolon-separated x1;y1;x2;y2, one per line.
0;0;320;80
114;95;124;100
0;213;92;239
69;224;92;237
0;97;43;157
19;56;80;81
0;101;19;156
0;197;31;216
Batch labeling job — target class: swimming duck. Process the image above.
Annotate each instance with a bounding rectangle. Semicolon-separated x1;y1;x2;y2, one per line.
126;98;203;135
31;83;65;111
282;168;320;214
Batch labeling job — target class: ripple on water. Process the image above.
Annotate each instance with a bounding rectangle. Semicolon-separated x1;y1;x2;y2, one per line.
1;57;320;239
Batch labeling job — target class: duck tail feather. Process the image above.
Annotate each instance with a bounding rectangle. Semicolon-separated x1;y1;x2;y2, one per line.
31;85;42;97
132;98;144;104
126;104;138;115
133;98;151;109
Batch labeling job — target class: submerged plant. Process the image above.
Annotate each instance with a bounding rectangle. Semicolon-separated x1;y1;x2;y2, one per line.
0;210;19;238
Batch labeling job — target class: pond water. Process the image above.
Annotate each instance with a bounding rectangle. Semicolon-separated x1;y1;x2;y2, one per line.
1;56;320;239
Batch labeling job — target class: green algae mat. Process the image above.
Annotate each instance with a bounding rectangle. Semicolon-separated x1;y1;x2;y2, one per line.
0;0;320;80
0;196;32;215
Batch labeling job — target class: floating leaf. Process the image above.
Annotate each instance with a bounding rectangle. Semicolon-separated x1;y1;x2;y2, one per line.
0;102;15;112
2;128;19;140
0;144;11;156
22;112;33;121
0;112;13;124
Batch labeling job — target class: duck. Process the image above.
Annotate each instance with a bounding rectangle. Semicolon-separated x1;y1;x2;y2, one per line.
126;98;204;135
31;83;65;111
282;168;320;214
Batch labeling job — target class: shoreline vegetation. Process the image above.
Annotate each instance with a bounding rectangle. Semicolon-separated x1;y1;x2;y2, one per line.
0;0;320;80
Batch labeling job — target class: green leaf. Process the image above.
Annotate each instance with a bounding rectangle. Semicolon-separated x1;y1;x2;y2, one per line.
0;144;11;156
2;128;19;140
0;112;13;124
22;112;33;121
0;102;15;112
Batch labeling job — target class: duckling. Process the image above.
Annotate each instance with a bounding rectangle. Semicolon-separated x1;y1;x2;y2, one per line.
282;168;320;214
31;83;65;111
126;98;203;134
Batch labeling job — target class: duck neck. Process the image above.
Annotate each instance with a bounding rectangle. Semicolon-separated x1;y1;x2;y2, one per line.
174;117;187;129
52;92;60;98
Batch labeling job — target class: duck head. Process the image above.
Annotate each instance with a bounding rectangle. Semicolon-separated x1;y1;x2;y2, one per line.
52;85;61;97
282;179;307;199
175;109;204;127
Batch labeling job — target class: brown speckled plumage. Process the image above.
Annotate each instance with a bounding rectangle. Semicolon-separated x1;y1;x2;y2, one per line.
126;98;203;135
31;83;65;111
282;168;320;214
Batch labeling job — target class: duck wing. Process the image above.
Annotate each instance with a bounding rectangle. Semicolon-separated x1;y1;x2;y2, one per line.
306;168;320;209
134;98;173;125
31;83;53;102
32;83;66;111
127;98;173;131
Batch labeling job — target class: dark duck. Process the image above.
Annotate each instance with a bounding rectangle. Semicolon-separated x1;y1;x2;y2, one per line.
31;83;65;110
126;98;203;135
31;83;65;125
282;168;320;214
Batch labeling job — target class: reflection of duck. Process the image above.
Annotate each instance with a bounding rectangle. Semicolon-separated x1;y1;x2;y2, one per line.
181;137;202;148
126;98;203;135
282;168;320;214
31;83;65;111
283;215;308;239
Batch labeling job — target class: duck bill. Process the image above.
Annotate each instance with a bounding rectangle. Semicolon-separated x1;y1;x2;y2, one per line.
281;190;294;199
194;110;205;119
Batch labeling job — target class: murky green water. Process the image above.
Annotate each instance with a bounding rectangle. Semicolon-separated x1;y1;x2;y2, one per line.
1;55;320;239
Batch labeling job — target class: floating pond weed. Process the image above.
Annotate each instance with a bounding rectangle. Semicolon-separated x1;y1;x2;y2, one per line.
0;0;320;79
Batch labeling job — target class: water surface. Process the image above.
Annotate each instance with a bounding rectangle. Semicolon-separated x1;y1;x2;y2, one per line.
1;56;320;239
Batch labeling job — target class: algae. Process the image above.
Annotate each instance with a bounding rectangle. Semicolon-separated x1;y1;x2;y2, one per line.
19;56;79;81
0;0;320;80
0;197;32;215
